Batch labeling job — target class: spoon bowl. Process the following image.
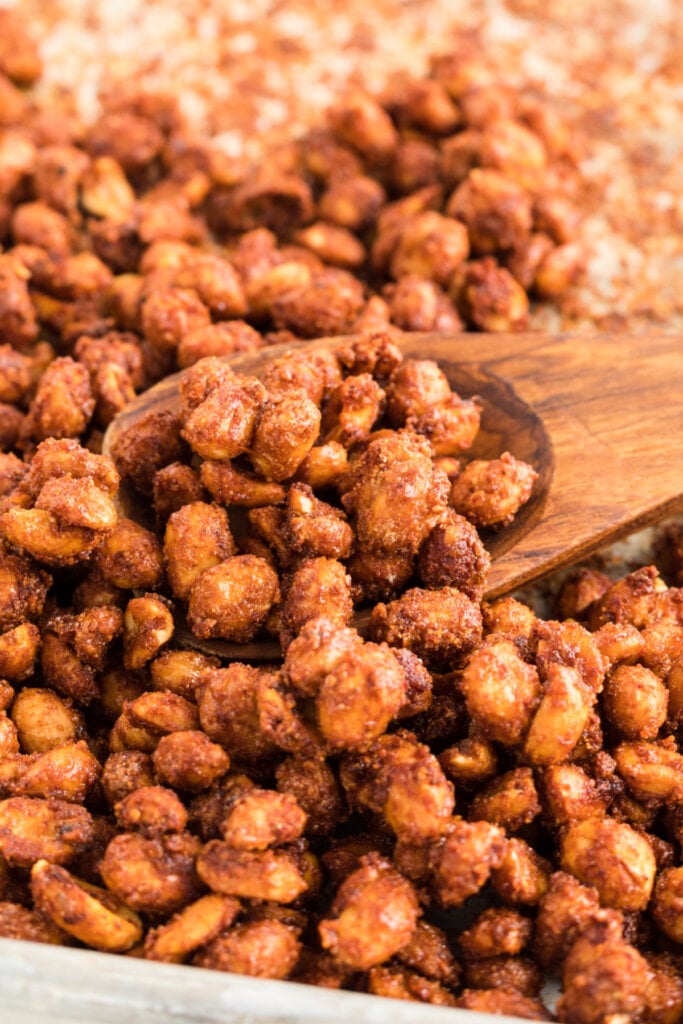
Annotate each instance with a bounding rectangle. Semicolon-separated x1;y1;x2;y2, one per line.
104;329;683;659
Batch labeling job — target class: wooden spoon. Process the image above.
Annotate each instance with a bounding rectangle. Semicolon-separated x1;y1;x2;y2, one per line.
104;330;683;655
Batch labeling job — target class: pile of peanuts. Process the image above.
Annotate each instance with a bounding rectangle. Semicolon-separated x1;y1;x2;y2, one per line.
3;8;683;1024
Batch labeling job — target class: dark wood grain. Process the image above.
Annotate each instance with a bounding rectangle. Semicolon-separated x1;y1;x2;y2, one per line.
104;331;683;658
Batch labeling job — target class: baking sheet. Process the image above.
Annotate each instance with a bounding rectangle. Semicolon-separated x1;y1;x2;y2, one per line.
0;938;515;1024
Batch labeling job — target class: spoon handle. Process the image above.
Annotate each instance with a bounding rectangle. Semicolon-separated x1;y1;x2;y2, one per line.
421;330;683;596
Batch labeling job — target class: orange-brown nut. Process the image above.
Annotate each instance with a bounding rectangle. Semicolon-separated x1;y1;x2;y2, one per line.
391;212;468;287
432;819;506;907
164;501;235;600
94;518;164;590
123;595;174;670
280;557;353;649
35;476;118;533
196;841;308;903
448;168;532;253
141;286;212;357
31;859;142;952
12;199;75;253
193;918;301;979
319;853;419;970
460;639;540;747
0;10;42;84
260;348;342;406
275;754;346;838
0;261;39;349
329;91;398;164
0;795;94;867
316;641;407;752
450;451;537;527
294;441;349;490
153;462;206;525
534;618;608;694
490;838;550;906
0;901;65;944
602;664;668;740
177;320;262;369
418;510;490;600
463;955;542;999
220;788;307;850
540;763;607;827
272;268;365;338
172;253;247;319
320;373;385;448
11;688;83;753
100;751;155;807
198;664;278;766
652;867;683;944
411;394;481;457
249;389;321;482
127;690;199;736
370;586;483;669
385;359;451;426
558;568;612;621
0;621;40;682
453;257;530;332
469;767;541;833
45;602;124;675
366;965;457;1006
100;831;201;915
458;988;549;1020
534;242;584;299
12;742;100;803
111;409;186;496
115;785;188;837
480;118;547;192
459;907;533;959
439;736;498;789
560;817;656;911
85;110;163;173
283;618;361;698
80;156;135;220
340;731;454;841
294;221;366;269
98;666;145;722
1;507;100;567
342;432;450;558
556;920;650;1024
347;547;415;603
0;345;32;405
534;871;602;969
26;357;94;442
588;565;661;631
188;555;280;642
201;460;284;509
23;437;119;498
182;377;265;462
0;450;27;494
256;669;324;755
0;551;51;632
396;920;460;986
145;893;240;963
149;648;218;701
482;595;537;655
284;484;353;560
0;712;18;760
522;664;593;766
612;740;683;805
385;275;463;333
153;731;230;792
